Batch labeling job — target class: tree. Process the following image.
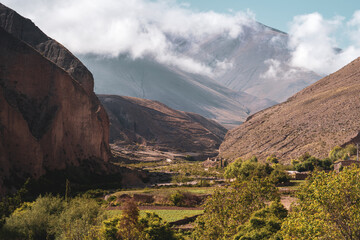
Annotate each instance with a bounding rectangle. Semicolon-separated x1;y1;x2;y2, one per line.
329;144;357;161
292;152;333;172
224;159;273;182
266;155;279;164
192;179;279;239
99;200;180;240
281;167;360;239
233;201;288;240
0;195;106;240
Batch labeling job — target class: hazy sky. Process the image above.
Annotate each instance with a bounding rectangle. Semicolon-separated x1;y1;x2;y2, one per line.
2;0;360;75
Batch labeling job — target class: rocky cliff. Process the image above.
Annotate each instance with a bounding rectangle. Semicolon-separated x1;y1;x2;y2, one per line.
0;3;110;164
99;95;227;158
0;27;114;194
219;57;360;163
0;3;94;94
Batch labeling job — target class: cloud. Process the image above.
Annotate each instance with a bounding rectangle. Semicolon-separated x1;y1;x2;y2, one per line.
261;59;306;81
2;0;255;76
288;12;360;75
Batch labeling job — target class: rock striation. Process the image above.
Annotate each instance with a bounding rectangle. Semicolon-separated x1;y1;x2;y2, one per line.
219;57;360;163
99;95;227;156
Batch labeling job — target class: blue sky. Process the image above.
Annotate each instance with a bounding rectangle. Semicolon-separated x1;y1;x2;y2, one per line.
181;0;359;48
182;0;358;31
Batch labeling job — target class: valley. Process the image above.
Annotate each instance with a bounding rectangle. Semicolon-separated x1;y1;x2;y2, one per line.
1;1;360;239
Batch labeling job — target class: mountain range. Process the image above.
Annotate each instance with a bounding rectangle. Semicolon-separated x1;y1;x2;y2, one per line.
80;22;322;127
219;56;360;162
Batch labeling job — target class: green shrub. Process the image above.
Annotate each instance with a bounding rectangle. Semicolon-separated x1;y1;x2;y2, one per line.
233;201;288;240
329;144;357;161
0;195;106;240
292;152;333;172
1;195;64;240
170;192;184;206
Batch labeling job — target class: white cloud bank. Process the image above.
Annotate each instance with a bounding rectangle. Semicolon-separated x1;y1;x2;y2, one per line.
3;0;360;77
2;0;255;76
288;12;360;75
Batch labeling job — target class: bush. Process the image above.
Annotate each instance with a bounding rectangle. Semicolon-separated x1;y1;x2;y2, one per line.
233;201;288;240
224;159;273;182
281;167;360;239
292;152;333;172
99;200;180;240
0;195;106;240
329;144;357;161
266;155;278;164
1;195;64;240
192;179;279;239
170;191;185;206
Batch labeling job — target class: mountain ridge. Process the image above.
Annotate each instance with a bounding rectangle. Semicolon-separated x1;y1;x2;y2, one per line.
219;56;360;162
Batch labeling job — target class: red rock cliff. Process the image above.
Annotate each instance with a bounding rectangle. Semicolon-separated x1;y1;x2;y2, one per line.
0;26;110;194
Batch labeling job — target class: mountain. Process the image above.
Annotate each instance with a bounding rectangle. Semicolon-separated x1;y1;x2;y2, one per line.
79;23;321;128
99;95;227;159
219;56;360;163
185;23;322;102
80;55;255;128
0;4;146;194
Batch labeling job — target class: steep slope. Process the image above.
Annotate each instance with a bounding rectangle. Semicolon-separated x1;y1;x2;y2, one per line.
188;23;322;102
0;28;112;194
0;3;94;94
99;95;227;157
0;4;148;194
219;57;360;163
0;2;110;159
81;55;252;128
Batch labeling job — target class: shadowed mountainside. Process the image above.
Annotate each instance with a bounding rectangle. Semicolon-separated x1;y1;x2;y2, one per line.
219;57;360;163
99;95;227;158
0;4;148;194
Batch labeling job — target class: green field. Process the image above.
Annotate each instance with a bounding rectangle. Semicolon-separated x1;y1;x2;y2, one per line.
108;209;204;223
114;186;216;196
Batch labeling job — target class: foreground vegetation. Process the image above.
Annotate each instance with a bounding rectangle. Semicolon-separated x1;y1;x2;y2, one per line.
1;144;359;239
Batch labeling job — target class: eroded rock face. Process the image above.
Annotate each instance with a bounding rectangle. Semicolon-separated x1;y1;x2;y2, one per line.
0;27;110;194
0;3;93;93
219;57;360;163
99;95;227;155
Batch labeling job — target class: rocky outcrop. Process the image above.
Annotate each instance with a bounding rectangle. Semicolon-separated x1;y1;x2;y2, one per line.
0;3;93;93
0;4;110;158
0;26;112;194
219;57;360;163
99;95;227;156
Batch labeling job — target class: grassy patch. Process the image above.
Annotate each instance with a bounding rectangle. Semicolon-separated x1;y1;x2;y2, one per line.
108;209;204;223
114;186;216;196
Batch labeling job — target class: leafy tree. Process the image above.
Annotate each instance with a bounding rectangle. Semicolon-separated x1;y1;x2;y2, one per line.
0;195;65;240
140;212;179;240
99;200;180;240
0;179;29;228
281;167;360;239
170;191;184;207
329;144;357;161
269;169;290;185
56;197;107;239
266;155;279;164
192;179;279;239
224;158;289;185
292;152;333;172
0;195;105;240
224;159;273;182
233;201;288;240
